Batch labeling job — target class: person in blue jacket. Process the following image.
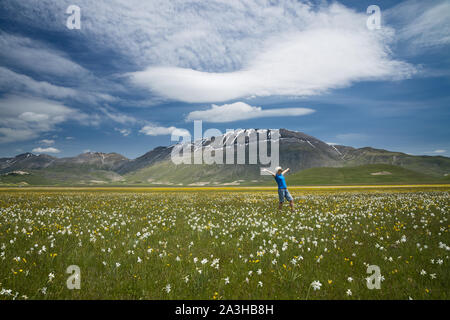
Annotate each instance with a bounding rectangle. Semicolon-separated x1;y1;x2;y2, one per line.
263;166;294;212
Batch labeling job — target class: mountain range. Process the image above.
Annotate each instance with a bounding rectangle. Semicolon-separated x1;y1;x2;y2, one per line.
1;129;449;186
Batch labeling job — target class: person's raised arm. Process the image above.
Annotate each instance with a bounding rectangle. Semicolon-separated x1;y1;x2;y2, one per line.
282;168;290;175
263;168;276;177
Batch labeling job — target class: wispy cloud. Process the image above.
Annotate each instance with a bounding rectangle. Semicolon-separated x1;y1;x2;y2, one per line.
433;149;446;154
186;102;314;123
99;107;137;125
0;29;129;114
114;128;131;137
386;0;450;52
128;3;415;103
0;66;118;106
39;139;55;145
2;1;418;104
0;95;81;143
0;95;103;143
0;67;78;99
0;31;88;78
0;94;143;144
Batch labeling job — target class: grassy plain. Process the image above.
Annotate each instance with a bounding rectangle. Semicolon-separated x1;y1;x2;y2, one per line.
0;186;448;299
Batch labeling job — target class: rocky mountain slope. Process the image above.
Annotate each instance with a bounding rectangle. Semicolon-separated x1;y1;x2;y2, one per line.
1;129;449;185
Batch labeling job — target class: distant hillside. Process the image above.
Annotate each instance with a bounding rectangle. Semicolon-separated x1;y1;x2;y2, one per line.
0;129;449;186
337;146;450;177
121;163;444;186
286;164;443;186
0;151;128;173
122;161;263;186
0;168;123;186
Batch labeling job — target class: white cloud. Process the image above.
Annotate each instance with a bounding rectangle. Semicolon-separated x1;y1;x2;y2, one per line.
4;0;299;70
128;3;415;103
32;147;60;154
0;66;117;105
433;149;446;154
18;112;50;122
0;127;36;143
0;67;78;99
100;107;137;125
3;1;418;104
39;139;55;145
0;95;88;143
186;102;314;123
386;0;450;52
139;125;189;137
115;128;131;137
0;32;88;78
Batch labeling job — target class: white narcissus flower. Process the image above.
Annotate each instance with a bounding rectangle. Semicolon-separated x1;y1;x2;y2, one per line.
0;289;12;296
346;289;352;296
164;284;171;293
311;280;322;291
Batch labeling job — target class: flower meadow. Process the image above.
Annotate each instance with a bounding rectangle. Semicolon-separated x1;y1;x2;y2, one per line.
0;187;448;300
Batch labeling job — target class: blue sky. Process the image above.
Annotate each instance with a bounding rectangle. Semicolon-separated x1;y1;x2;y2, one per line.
0;0;449;159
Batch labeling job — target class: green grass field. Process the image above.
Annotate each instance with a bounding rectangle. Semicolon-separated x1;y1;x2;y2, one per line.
0;186;449;300
1;164;447;187
287;164;444;185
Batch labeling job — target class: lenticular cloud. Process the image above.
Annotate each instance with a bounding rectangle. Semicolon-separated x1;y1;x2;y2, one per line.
185;102;315;123
128;3;416;103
